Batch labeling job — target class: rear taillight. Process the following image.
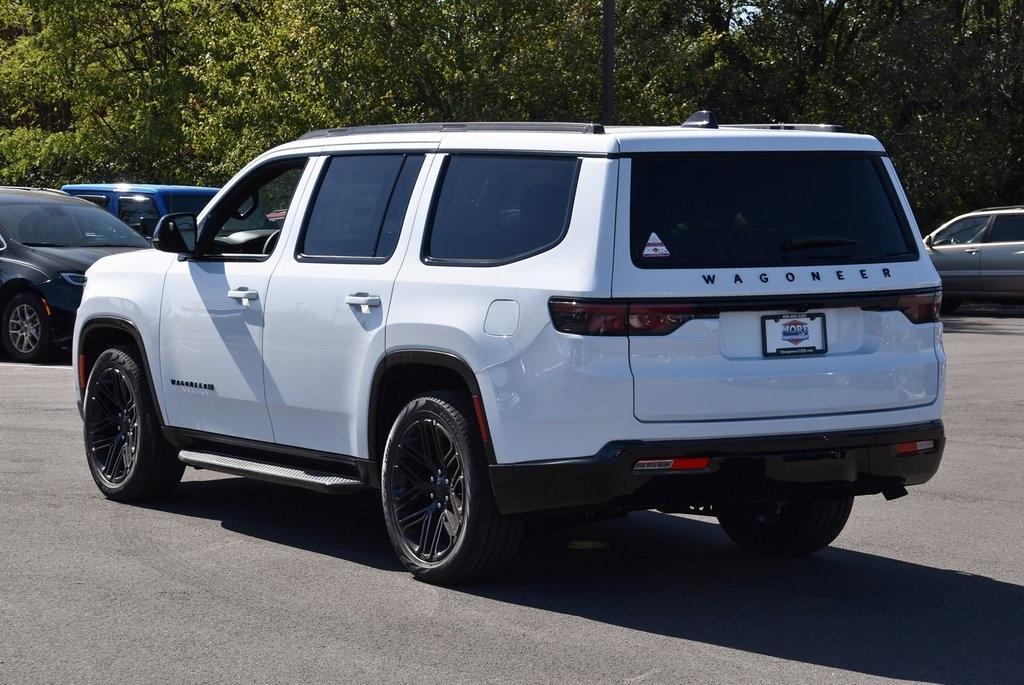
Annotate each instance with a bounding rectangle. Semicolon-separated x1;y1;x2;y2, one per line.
548;300;628;335
897;291;942;324
628;303;696;335
549;299;697;336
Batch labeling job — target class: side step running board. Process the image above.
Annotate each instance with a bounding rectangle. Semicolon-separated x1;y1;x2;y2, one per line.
178;451;364;494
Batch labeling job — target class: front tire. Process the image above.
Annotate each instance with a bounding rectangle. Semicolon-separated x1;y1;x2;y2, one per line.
2;292;53;363
381;392;523;584
717;495;854;555
83;346;184;501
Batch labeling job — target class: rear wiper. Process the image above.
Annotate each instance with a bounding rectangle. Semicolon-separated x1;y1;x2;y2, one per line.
780;236;860;251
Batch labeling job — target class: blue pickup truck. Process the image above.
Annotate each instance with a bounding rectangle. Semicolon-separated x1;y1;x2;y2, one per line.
61;184;219;237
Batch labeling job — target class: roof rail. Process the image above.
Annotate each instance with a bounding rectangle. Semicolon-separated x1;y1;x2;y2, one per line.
678;110;846;133
721;123;846;133
975;204;1024;212
298;121;605;140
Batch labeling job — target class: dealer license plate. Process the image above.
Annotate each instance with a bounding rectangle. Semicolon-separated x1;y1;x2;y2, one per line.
761;313;828;357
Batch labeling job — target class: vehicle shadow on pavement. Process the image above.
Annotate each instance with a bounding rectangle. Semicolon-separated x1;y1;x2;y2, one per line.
147;476;405;572
147;479;1023;682
469;511;1023;683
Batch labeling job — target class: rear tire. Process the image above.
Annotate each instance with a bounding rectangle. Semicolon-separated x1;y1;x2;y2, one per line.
83;346;184;501
381;391;523;584
2;292;53;363
717;495;853;555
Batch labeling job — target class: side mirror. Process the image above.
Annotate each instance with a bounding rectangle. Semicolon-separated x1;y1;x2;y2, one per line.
137;216;157;238
923;234;934;248
152;213;198;254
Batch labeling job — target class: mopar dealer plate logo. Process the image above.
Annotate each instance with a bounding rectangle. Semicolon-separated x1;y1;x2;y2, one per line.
781;320;810;345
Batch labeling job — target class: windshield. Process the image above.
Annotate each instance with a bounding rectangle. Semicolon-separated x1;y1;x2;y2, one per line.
0;199;149;248
630;154;917;268
167;192;216;216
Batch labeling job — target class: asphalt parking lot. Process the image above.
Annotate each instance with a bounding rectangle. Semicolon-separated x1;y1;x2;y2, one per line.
2;307;1023;684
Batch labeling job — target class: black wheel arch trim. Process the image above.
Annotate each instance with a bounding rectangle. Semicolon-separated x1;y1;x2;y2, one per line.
368;349;495;487
78;317;164;424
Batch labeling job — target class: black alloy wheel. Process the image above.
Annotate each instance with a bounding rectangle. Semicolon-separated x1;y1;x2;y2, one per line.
381;392;523;584
85;364;140;486
83;346;184;500
388;414;467;563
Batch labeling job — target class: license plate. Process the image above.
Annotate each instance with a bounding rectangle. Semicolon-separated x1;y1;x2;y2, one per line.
761;313;827;357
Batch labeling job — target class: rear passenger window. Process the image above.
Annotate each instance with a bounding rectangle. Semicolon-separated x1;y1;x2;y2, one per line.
987;215;1024;243
300;154;424;261
426;155;579;264
117;195;159;230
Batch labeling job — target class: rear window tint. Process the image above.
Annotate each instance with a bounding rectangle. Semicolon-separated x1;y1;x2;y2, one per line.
300;154;423;260
426;155;579;264
630;154;916;268
988;215;1024;243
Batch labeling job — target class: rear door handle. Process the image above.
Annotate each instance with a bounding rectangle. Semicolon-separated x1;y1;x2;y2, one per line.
228;288;259;307
964;248;980;254
345;292;381;313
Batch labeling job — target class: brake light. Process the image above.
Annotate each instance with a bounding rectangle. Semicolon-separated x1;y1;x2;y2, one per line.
548;300;627;335
628;303;696;335
897;291;941;324
549;299;698;336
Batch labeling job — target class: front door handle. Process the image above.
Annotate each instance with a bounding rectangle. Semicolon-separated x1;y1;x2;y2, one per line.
964;248;980;254
345;292;381;313
228;288;259;307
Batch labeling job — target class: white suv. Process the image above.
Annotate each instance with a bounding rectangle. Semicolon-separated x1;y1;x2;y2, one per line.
73;118;946;583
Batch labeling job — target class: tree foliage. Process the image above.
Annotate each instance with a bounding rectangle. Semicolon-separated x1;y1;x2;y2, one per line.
1;0;1022;230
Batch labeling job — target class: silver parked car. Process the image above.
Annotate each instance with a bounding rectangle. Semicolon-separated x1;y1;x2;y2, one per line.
925;206;1024;313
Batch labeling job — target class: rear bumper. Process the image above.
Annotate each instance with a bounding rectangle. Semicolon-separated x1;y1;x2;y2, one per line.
489;420;944;515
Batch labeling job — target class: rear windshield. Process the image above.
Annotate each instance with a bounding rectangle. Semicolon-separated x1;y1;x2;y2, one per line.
630;154;916;268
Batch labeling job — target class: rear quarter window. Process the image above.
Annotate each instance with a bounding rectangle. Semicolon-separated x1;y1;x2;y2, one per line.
987;215;1024;243
630;154;917;268
425;155;580;265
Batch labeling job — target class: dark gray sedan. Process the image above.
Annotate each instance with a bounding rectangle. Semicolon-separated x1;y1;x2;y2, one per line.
925;206;1024;313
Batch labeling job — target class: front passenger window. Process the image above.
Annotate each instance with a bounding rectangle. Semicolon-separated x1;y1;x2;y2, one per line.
202;159;307;257
933;216;988;246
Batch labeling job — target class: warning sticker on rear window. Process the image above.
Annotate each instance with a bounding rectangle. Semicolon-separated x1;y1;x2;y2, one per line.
642;232;670;257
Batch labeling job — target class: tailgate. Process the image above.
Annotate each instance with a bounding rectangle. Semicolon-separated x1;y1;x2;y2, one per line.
615;152;942;423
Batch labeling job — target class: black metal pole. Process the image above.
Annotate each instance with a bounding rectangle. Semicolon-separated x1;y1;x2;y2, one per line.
602;0;614;125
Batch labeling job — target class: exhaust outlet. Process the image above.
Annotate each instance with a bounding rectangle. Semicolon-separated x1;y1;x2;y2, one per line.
882;486;908;501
